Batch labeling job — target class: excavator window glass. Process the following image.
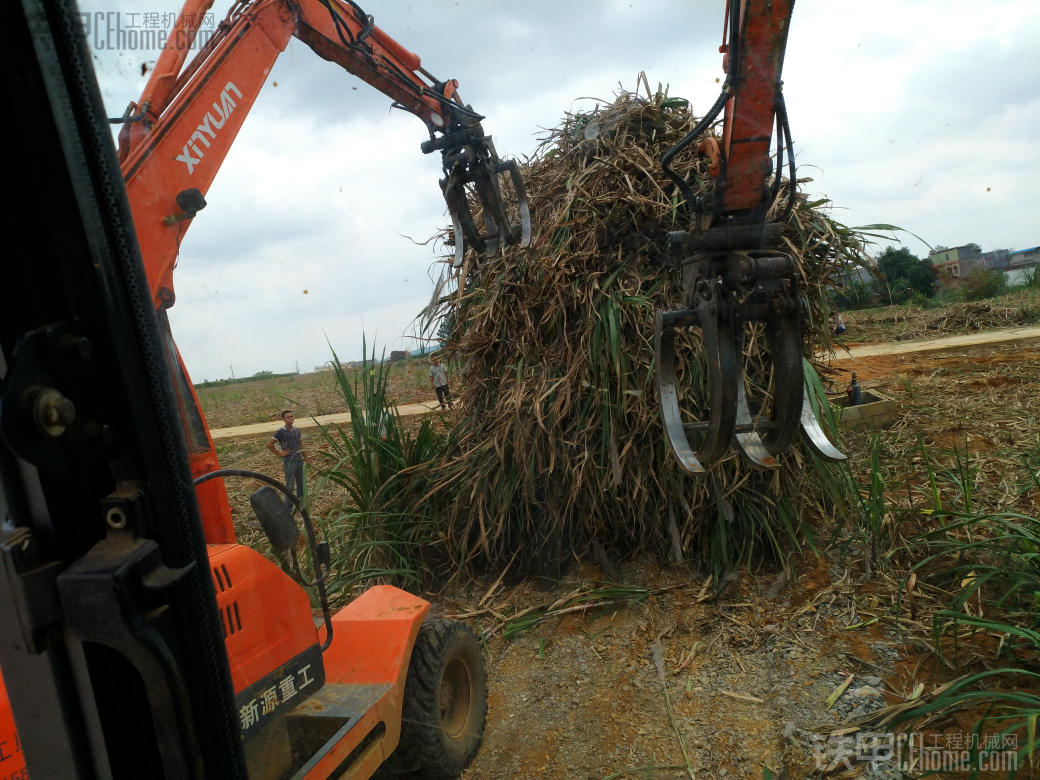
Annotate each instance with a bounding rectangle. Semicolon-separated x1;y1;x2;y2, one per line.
157;309;210;453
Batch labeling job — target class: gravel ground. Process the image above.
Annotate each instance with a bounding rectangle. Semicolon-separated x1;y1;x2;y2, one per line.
434;555;918;780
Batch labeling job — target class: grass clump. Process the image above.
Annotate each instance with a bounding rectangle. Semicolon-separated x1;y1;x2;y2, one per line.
888;505;1040;775
833;429;1040;775
310;340;448;601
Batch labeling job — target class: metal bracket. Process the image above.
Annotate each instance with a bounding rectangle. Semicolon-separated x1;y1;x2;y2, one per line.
0;321;105;478
57;486;204;779
0;527;63;654
655;229;845;474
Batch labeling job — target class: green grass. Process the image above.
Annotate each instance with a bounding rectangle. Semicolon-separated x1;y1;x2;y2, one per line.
835;429;1040;777
309;339;449;603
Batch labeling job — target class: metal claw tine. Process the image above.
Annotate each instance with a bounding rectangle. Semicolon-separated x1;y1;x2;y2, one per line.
695;292;738;465
762;312;803;456
733;381;780;470
450;209;465;268
654;310;705;475
504;159;532;248
483;214;500;257
799;381;847;463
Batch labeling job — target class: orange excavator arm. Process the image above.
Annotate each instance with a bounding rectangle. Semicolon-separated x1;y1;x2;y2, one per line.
118;0;527;309
653;0;847;477
111;0;530;545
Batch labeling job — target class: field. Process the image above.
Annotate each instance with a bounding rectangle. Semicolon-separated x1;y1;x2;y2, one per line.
196;358;434;429
839;287;1040;346
199;330;1040;779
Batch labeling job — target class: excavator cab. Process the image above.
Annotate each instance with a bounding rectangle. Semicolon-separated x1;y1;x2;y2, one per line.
654;0;845;473
0;1;489;778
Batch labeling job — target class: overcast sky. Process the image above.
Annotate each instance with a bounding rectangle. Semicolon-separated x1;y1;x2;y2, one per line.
87;0;1040;380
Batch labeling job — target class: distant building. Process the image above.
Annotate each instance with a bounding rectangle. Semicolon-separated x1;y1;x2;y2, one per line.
979;249;1011;271
836;264;877;286
1009;246;1040;268
928;244;980;278
1004;246;1040;285
389;350;409;361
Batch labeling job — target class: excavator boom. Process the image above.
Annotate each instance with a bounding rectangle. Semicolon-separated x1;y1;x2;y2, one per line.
121;0;528;308
110;0;531;545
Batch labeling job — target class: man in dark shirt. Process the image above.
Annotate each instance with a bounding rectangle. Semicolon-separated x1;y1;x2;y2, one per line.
266;410;311;513
846;372;863;407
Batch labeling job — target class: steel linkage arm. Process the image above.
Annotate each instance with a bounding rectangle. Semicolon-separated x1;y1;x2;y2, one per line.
293;0;531;266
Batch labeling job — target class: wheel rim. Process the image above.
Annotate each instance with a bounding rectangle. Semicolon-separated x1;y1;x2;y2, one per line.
439;657;472;740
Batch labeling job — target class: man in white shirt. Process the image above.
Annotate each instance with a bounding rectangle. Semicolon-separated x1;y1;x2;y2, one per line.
428;355;454;410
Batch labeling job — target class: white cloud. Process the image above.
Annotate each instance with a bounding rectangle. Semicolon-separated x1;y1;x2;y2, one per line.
88;0;1040;379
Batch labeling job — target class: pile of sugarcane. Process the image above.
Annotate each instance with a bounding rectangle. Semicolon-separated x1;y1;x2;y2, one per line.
425;84;874;576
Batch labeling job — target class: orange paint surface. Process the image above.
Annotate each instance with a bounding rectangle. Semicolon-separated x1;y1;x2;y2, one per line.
208;544;318;693
320;585;429;686
0;670;27;779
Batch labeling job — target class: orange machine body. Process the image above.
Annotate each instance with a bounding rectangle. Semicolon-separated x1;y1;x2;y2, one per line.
0;671;26;780
205;545;428;779
208;545;318;693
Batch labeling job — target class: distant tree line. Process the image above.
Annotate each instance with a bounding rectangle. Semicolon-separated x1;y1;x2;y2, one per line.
834;246;1013;309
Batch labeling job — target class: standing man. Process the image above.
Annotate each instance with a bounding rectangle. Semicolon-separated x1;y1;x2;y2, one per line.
846;372;863;407
266;410;312;513
429;354;454;410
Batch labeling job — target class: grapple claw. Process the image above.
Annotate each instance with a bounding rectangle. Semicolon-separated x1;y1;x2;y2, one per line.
655;225;845;473
654;309;705;475
799;381;847;463
427;125;531;263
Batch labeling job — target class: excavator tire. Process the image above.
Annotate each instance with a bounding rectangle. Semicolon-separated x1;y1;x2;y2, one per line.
394;618;487;778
